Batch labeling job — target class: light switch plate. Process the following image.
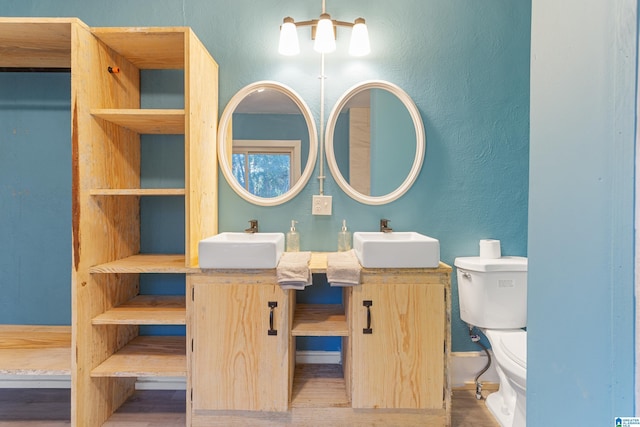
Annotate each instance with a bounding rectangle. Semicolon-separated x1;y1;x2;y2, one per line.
312;195;332;215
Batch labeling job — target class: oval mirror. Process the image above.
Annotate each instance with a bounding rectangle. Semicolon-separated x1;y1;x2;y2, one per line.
325;80;425;205
217;81;318;206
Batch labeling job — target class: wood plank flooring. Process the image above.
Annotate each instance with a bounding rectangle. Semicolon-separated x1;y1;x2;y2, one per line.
0;387;499;426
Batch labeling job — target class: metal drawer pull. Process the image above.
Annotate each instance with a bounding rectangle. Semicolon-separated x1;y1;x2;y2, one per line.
268;301;278;336
363;300;373;334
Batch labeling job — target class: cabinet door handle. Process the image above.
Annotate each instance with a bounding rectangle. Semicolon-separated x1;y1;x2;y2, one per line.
363;300;373;334
268;301;278;336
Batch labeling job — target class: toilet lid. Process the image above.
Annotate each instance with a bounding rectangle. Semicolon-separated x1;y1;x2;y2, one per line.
499;332;527;369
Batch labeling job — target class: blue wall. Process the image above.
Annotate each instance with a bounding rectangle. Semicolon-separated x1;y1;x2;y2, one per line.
529;0;636;423
5;2;633;424
0;72;71;324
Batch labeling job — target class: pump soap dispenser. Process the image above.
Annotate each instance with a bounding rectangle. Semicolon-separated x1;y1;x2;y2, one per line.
286;220;300;252
338;219;352;252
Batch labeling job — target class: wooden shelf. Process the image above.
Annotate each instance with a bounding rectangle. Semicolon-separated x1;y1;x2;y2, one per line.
0;326;71;375
91;336;186;378
89;254;198;274
91;27;187;69
291;364;350;408
89;188;185;196
91;109;185;134
309;252;328;273
0;18;86;68
92;296;186;325
292;304;348;337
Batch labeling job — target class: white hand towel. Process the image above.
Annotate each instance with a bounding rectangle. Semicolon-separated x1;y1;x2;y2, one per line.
327;249;361;287
277;251;312;290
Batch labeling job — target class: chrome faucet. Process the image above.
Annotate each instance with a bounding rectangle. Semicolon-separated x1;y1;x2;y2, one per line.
380;219;393;233
245;219;259;233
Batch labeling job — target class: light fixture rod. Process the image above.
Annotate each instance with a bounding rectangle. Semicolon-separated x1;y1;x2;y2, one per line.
286;19;356;28
318;52;326;195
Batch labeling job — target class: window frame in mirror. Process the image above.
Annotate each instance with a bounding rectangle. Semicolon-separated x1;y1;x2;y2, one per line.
325;80;425;205
217;81;318;206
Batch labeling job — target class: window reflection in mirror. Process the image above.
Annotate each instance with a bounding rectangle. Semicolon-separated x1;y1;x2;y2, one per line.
231;140;301;198
217;81;318;206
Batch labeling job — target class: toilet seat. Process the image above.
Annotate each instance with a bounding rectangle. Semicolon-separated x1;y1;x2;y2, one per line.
484;329;527;378
499;331;526;369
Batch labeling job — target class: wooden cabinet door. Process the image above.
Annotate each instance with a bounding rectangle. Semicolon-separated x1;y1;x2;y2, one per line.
191;281;291;412
350;282;445;409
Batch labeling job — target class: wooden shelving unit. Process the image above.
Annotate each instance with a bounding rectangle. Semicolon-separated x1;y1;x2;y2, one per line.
71;23;218;427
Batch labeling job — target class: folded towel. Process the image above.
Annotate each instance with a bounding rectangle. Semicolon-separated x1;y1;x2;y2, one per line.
327;249;361;287
277;251;312;290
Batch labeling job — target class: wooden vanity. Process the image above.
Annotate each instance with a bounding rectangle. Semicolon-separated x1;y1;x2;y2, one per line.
188;253;452;426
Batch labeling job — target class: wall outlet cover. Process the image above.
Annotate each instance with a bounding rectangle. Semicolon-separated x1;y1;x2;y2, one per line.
312;195;332;215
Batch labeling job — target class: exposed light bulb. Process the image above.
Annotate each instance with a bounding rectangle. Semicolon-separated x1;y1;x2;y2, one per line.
314;13;336;54
279;17;300;56
349;18;370;56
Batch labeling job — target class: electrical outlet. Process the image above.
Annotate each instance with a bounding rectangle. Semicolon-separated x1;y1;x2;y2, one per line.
312;195;332;215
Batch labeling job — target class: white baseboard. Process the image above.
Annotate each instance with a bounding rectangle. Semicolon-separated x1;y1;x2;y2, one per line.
136;377;186;390
0;374;71;389
450;351;499;388
295;350;341;364
0;351;499;390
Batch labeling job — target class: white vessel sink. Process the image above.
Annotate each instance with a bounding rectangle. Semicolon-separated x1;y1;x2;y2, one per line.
198;232;285;269
353;232;440;268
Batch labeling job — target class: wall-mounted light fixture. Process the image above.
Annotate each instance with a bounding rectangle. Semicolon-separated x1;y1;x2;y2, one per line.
278;11;370;57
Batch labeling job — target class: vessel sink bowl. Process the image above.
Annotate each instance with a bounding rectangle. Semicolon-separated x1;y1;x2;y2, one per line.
353;232;440;268
198;232;285;269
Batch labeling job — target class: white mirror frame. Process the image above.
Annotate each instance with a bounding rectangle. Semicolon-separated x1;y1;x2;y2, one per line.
217;81;318;206
325;80;425;205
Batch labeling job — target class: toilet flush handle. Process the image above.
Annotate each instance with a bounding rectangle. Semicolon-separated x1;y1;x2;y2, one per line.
461;271;472;279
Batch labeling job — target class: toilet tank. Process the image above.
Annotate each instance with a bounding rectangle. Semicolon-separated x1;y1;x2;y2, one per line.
455;256;527;329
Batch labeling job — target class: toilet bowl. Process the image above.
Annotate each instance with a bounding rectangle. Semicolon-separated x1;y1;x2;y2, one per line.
484;329;526;427
455;256;528;427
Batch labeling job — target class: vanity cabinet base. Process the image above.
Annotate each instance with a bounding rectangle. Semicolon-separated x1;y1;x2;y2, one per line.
191;408;448;427
189;260;452;427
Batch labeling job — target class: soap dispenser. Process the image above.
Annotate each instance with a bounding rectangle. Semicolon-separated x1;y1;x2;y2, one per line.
337;219;352;252
286;220;300;252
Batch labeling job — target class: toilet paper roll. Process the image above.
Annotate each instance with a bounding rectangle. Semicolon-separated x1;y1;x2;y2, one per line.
479;239;501;259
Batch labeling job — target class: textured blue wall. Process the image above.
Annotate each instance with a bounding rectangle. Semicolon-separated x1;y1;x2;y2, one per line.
1;1;530;354
0;73;71;324
529;0;636;423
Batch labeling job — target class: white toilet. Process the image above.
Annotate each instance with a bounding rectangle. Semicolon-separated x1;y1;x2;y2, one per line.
455;256;528;427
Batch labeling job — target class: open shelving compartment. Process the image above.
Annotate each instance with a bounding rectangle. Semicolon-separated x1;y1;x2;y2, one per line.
289;253;352;408
290;301;352;409
0;17;82;383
